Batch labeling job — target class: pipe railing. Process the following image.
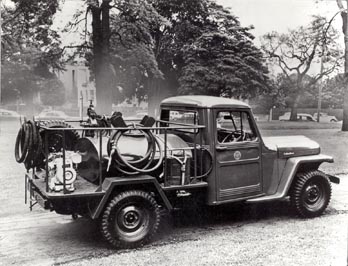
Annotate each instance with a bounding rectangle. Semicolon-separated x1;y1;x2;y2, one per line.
40;121;205;194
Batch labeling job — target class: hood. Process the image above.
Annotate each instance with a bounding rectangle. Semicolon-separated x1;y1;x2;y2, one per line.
263;135;320;158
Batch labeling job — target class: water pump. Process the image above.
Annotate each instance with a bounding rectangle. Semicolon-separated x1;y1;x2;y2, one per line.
48;151;82;192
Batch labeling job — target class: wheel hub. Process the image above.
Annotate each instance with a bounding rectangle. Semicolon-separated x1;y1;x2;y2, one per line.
305;184;321;204
118;206;143;231
124;211;140;228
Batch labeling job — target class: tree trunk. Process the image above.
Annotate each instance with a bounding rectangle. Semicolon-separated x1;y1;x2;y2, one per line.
341;1;348;130
147;77;158;117
147;78;171;118
91;0;113;115
290;93;301;121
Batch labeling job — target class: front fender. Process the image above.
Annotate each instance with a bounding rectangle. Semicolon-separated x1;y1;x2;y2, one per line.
278;154;334;196
247;154;334;203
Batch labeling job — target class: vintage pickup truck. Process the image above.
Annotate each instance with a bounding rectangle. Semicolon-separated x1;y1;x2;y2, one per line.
16;95;339;249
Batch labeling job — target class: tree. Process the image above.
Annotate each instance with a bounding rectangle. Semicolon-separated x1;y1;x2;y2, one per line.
261;16;342;120
144;0;269;114
179;32;269;98
77;0;267;114
65;0;167;113
3;0;269;115
278;73;319;108
321;75;345;108
106;0;167;105
335;0;348;130
249;75;287;114
1;0;62;69
1;0;63;108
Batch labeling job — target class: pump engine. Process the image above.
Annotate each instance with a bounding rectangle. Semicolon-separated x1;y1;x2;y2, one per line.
47;151;82;192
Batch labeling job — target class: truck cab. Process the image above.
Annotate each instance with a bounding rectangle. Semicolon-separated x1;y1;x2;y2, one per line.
160;95;337;207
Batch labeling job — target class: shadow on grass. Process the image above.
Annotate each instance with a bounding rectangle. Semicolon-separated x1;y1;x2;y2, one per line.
169;199;294;228
51;200;294;255
153;199;297;246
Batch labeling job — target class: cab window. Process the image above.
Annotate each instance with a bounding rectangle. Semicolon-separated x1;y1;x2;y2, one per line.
216;111;257;143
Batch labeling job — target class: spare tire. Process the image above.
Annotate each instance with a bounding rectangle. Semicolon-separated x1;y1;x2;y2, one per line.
39;120;80;153
33;120;80;169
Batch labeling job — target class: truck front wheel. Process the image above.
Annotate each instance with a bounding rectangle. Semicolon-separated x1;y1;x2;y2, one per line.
290;170;331;218
100;190;161;249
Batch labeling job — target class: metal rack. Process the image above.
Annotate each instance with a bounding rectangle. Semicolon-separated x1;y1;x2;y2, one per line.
34;120;207;195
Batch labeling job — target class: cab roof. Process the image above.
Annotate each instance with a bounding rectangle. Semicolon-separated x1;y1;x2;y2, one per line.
161;95;250;109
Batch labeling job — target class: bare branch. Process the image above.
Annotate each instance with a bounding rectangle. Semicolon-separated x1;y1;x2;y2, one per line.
300;40;319;77
336;0;345;10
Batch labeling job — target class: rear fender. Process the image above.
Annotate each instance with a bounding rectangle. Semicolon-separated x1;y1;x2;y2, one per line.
278;154;334;197
91;175;172;219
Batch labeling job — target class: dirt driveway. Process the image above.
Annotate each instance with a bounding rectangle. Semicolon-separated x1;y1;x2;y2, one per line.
0;120;347;266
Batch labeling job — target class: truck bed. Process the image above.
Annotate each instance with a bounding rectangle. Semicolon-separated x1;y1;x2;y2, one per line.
27;170;105;199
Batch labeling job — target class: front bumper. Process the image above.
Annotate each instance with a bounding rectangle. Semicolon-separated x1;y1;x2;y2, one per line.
327;174;340;184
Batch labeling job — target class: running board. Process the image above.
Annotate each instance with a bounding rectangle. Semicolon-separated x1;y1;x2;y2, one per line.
246;193;284;203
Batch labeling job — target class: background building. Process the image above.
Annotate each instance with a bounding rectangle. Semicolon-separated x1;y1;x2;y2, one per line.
58;65;96;111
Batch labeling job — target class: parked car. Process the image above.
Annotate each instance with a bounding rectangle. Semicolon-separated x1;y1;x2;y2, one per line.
123;111;149;121
0;108;21;120
279;112;316;122
135;111;148;119
35;110;69;120
313;112;338;123
297;114;316;122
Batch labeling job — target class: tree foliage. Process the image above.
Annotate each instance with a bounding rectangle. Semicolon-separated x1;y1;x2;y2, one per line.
2;0;270;111
107;0;168;103
150;0;269;99
65;0;168;112
1;0;62;70
1;0;64;107
179;32;268;98
261;16;342;120
321;74;345;108
67;0;268;110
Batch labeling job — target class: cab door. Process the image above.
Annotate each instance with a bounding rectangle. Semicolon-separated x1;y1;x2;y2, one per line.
215;110;262;202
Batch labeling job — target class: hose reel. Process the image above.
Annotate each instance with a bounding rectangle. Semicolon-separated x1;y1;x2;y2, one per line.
15;120;80;169
107;116;164;175
15;120;42;169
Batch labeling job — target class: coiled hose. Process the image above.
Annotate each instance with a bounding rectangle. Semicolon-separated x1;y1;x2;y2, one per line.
15;120;42;170
107;125;164;175
15;120;80;170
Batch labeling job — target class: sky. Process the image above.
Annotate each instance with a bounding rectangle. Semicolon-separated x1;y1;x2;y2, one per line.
215;0;345;75
216;0;343;44
54;0;345;47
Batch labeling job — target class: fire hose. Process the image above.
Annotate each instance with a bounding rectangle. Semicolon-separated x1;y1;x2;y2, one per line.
107;124;164;175
15;120;80;170
15;120;42;170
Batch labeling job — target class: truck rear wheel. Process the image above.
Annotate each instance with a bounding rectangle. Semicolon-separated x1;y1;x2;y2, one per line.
290;170;331;218
100;190;161;249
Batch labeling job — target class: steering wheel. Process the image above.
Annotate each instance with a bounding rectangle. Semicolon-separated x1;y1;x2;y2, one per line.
221;130;246;143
